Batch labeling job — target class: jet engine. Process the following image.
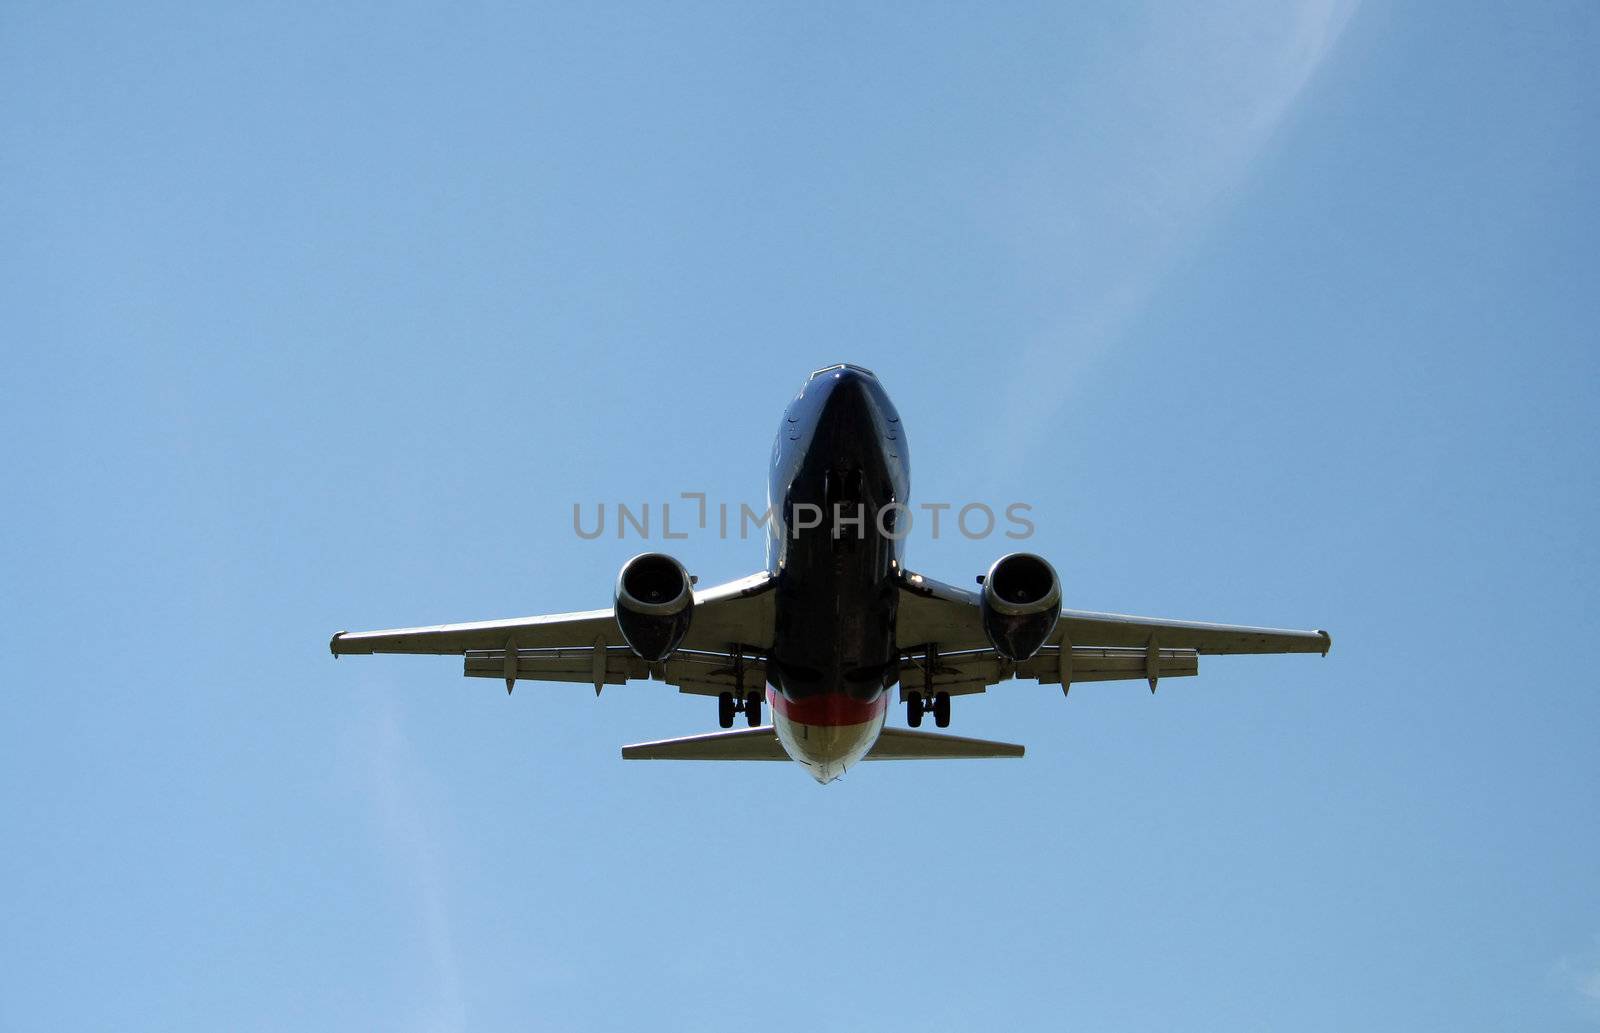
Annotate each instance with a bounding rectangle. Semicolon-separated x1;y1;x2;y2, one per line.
614;553;695;661
980;552;1061;661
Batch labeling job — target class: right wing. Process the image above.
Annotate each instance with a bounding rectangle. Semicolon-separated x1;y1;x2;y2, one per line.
896;570;1330;655
1053;609;1332;655
894;570;1329;698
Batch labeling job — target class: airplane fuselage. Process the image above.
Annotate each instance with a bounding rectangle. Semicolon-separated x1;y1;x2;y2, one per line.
765;364;909;782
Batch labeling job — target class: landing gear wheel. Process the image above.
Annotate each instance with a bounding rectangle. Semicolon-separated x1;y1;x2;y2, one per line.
744;691;762;727
906;691;923;728
933;691;951;728
717;691;735;729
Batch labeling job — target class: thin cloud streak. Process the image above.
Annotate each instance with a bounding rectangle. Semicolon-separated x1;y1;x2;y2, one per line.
1552;936;1600;1023
982;0;1359;484
363;706;466;1033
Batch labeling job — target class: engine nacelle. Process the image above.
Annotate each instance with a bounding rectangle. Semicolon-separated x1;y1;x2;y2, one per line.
980;552;1061;661
614;553;695;661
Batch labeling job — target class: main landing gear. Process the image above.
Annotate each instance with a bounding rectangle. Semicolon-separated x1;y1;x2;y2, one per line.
907;643;951;728
718;690;762;728
717;648;763;728
905;690;951;729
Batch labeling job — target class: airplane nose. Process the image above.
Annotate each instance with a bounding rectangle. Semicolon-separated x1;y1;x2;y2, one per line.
817;369;877;422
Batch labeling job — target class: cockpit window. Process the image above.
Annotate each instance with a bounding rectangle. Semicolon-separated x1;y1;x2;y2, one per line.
809;363;876;379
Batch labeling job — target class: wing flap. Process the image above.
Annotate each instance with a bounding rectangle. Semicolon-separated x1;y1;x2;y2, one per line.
896;645;1199;700
1017;645;1199;685
461;646;770;696
463;645;648;687
660;651;770;698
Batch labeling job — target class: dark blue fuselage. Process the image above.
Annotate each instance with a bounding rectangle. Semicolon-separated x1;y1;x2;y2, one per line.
762;365;909;778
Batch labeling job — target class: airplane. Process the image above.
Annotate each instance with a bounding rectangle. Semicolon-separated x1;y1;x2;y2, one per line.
330;363;1330;783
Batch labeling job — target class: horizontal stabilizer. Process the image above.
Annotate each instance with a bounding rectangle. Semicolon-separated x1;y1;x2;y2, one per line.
865;727;1024;760
621;725;1025;762
621;727;788;761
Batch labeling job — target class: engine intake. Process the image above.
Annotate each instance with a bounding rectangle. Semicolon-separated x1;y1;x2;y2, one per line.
614;552;695;661
981;552;1061;660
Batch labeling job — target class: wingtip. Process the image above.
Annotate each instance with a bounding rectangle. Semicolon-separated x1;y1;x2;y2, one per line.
329;631;347;657
1318;629;1332;656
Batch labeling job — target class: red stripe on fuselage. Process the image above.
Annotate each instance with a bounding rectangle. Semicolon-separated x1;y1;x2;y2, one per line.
766;686;888;727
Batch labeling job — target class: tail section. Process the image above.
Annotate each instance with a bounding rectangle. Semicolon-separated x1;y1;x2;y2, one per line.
864;727;1024;760
621;726;787;761
620;725;1024;762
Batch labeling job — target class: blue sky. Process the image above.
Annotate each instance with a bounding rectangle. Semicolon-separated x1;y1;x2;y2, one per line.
3;2;1597;1029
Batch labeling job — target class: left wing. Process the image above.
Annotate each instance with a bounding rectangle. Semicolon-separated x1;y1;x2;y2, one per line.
330;570;776;694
